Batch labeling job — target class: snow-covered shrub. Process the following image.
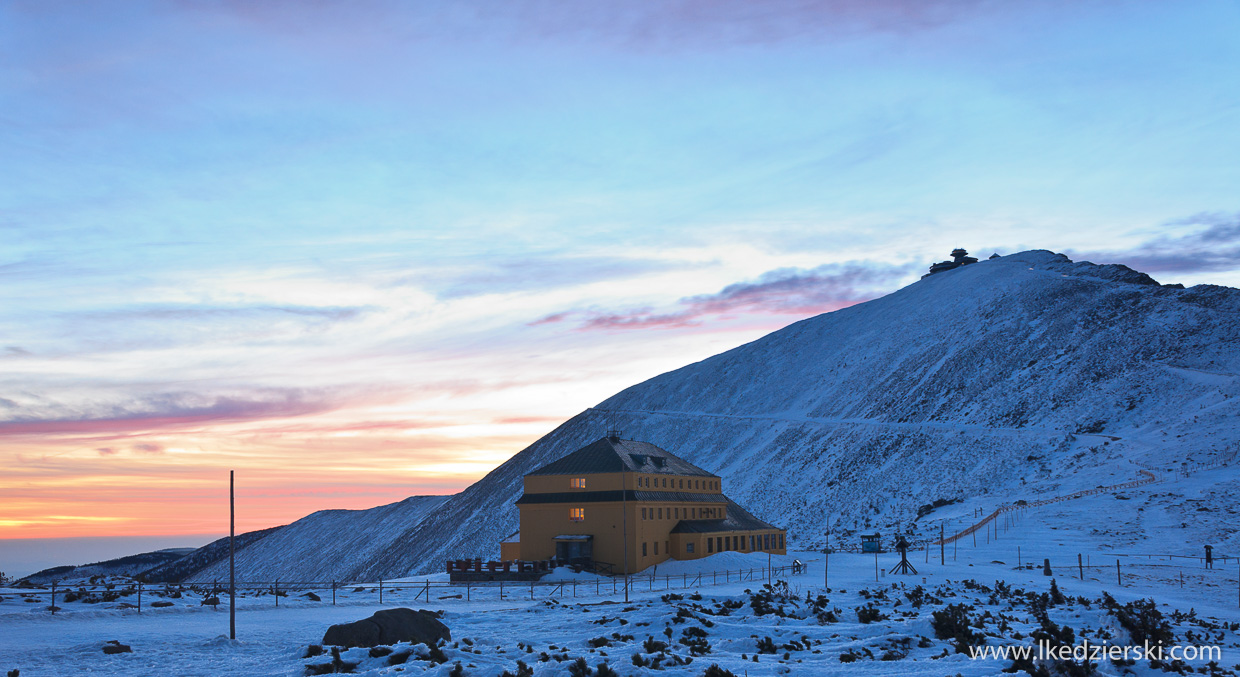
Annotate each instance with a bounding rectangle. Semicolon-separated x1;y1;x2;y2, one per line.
930;603;985;653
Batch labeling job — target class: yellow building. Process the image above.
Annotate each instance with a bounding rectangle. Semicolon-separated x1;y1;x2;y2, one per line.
506;434;786;574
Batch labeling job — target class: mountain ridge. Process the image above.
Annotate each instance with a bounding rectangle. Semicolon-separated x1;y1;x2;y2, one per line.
348;249;1240;578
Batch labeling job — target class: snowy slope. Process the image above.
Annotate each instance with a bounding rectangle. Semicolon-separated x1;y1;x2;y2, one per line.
185;495;447;584
351;250;1239;578
143;526;283;583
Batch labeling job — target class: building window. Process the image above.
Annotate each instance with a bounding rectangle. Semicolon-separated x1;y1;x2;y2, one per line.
665;540;669;554
641;507;647;520
707;538;713;553
642;542;647;556
780;534;785;549
764;534;770;550
691;508;696;519
570;477;586;489
657;508;663;519
686;542;695;554
679;479;684;489
674;508;679;519
569;508;584;521
654;541;659;555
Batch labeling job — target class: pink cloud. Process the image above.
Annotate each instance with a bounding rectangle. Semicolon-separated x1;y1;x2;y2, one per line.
538;261;916;331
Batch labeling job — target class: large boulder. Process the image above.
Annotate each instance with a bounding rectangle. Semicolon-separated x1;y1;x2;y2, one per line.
322;608;449;649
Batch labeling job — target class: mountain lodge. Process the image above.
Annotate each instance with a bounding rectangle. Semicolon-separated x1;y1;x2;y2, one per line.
501;434;786;574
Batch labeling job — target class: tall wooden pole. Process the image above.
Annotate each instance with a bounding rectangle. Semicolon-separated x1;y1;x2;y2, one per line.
229;470;236;640
824;529;829;589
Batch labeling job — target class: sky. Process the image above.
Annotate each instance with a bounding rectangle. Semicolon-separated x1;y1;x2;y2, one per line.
2;0;1239;574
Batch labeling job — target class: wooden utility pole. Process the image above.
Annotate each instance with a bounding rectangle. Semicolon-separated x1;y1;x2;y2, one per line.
824;529;829;589
230;470;236;640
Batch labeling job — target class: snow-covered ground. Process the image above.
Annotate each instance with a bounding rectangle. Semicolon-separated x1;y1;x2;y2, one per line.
5;500;1239;677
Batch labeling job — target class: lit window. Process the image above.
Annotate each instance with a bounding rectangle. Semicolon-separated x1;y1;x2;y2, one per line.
569;508;585;521
570;477;586;489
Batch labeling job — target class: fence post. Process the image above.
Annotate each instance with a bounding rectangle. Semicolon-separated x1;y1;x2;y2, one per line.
530;581;534;601
1116;560;1121;586
275;580;279;607
1078;554;1083;580
1018;546;1021;568
500;581;504;601
466;582;470;602
332;581;336;606
138;581;142;614
379;579;383;604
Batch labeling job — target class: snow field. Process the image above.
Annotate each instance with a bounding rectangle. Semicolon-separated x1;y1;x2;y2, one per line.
4;536;1239;676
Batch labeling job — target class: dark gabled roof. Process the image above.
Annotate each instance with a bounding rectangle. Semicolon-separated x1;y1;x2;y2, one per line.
670;497;781;534
527;437;717;477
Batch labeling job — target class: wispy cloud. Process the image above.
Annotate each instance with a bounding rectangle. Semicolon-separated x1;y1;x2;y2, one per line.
0;389;340;437
1068;212;1240;275
535;261;916;330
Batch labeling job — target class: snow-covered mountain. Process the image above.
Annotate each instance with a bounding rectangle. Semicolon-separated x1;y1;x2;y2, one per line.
342;250;1238;579
18;548;197;586
183;495;447;583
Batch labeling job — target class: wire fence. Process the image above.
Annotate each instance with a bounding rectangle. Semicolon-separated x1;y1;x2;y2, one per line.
933;469;1159;547
2;560;816;615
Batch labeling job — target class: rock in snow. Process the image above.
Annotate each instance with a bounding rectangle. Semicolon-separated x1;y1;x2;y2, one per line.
321;608;450;649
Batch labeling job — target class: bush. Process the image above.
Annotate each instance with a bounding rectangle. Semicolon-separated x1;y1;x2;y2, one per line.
1102;594;1173;647
498;661;533;677
930;604;985;654
1049;579;1067;606
567;657;591;677
855;603;886;624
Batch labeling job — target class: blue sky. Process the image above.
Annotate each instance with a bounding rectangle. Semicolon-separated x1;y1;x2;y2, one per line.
2;0;1239;564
